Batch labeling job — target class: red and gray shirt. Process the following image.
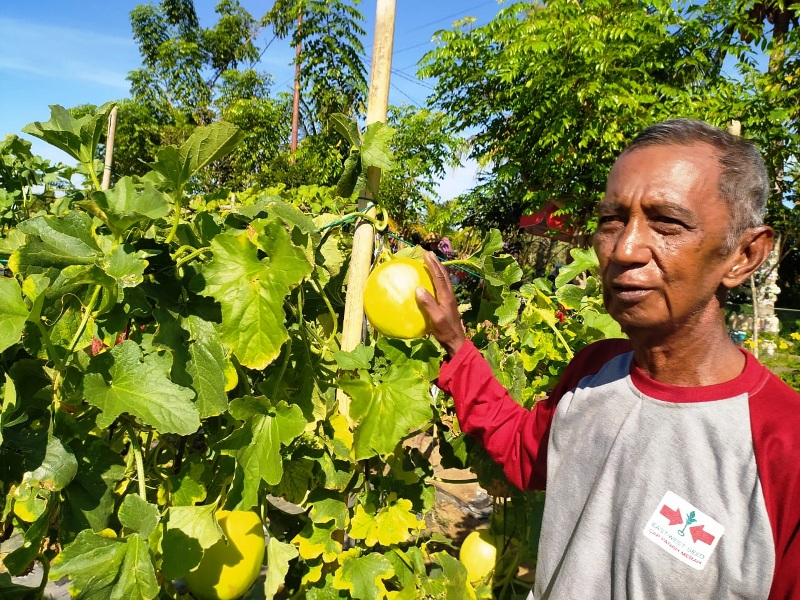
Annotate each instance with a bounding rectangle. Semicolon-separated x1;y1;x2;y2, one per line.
438;338;800;599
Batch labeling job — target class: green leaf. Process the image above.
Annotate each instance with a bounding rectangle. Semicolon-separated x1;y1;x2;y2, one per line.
264;538;299;600
62;440;126;539
555;247;599;288
83;341;200;435
161;504;223;579
149;146;191;192
495;291;521;327
21;103;115;166
360;122;395;171
181;315;228;418
197;219;312;370
293;520;342;563
0;572;39;599
0;278;28;353
219;396;307;508
100;244;148;290
20;433;79;493
182;121;244;177
333;345;374;370
159;460;207;507
81;178;170;236
4;505;50;575
329;113;362;147
332;549;393;600
555;284;587;310
49;530;159;600
118;494;160;538
13;212;101;274
340;364;432;460
582;309;624;339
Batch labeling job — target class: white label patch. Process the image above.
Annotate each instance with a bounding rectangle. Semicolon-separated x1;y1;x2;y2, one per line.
642;490;724;570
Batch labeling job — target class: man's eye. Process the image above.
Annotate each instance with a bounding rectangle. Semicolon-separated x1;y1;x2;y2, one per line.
597;215;621;225
652;216;686;229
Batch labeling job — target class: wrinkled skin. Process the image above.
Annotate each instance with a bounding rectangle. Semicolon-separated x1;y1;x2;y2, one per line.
593;143;773;385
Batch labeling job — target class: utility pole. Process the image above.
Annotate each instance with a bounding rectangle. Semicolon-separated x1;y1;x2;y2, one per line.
290;12;302;160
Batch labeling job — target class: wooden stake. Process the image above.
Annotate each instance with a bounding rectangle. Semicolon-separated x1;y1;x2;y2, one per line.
101;106;119;191
338;0;396;418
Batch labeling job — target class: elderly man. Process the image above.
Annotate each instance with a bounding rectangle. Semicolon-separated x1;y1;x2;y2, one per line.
416;119;800;599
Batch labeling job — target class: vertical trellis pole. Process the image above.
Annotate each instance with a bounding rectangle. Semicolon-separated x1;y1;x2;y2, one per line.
101;106;119;191
338;0;396;417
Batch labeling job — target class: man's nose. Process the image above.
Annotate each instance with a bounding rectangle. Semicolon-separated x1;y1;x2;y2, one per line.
611;218;651;265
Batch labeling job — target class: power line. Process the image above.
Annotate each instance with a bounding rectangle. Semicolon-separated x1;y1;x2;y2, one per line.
406;1;497;33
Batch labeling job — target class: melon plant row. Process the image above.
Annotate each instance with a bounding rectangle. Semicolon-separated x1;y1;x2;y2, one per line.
0;104;619;599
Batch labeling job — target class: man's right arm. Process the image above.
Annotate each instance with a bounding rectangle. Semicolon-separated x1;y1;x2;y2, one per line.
416;251;558;490
437;339;558;490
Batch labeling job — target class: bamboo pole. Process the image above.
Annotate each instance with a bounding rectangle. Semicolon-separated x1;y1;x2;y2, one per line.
101;106;119;191
338;0;396;418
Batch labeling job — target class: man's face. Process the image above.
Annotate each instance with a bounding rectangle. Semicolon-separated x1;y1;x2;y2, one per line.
593;143;737;336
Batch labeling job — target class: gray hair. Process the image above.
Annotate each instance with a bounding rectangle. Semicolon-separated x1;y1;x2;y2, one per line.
624;118;770;251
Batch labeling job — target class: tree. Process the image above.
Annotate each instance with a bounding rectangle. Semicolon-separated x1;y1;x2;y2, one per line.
418;0;776;236
380;105;462;234
264;0;369;132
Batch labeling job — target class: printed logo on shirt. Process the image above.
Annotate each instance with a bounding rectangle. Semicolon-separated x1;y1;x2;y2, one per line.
642;490;724;571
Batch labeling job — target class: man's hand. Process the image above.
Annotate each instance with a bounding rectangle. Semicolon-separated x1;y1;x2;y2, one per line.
415;251;467;358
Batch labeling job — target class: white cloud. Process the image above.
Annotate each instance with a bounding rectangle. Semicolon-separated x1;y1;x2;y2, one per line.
0;18;135;91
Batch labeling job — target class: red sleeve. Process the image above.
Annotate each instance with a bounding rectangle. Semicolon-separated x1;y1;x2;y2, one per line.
437;338;632;491
748;367;800;600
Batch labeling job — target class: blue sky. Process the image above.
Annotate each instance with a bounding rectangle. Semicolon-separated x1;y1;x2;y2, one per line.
0;0;503;199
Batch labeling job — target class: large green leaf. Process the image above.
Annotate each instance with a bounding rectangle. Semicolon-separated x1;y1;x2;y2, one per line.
149;121;244;192
218;396;306;509
49;530;159;600
0;278;28;353
12;212;101;274
118;495;160;538
81;177;170;237
183;121;244;176
197;219;312;370
21;103;115;166
181;315;228;418
161;504;223;579
62;440;126;539
83;341;199;434
360;121;395;171
348;497;424;547
555;247;599;288
340;364;433;460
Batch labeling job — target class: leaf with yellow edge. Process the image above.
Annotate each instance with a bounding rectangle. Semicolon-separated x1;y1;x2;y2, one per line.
348;496;425;547
332;549;393;600
292;520;342;563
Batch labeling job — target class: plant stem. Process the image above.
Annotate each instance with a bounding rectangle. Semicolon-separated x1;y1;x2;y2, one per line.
35;553;50;596
164;189;184;244
87;164;102;192
175;247;211;268
127;424;147;500
66;284;102;358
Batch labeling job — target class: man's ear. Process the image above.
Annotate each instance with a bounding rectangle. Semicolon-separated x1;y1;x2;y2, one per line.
721;226;775;289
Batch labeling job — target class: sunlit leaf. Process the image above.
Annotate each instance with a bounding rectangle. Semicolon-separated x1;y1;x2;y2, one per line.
197;219;312;369
83;341;199;434
49;530;159;600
